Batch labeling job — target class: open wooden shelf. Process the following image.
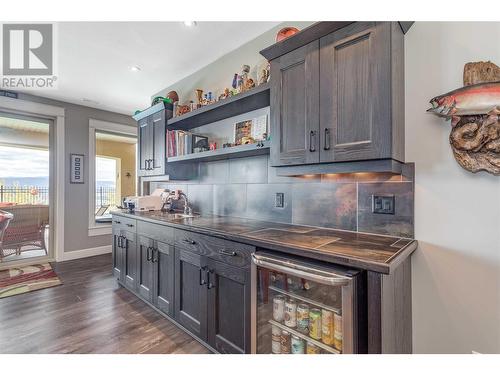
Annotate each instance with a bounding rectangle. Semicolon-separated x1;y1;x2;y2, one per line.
167;83;270;130
167;141;270;163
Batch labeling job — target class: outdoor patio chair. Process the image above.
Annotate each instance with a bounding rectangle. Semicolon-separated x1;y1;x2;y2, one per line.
0;210;14;260
1;204;49;258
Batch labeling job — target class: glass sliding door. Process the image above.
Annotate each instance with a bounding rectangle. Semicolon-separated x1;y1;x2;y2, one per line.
0;112;54;266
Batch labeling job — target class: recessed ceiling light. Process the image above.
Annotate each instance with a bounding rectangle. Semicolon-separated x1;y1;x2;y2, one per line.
183;21;197;27
130;66;141;72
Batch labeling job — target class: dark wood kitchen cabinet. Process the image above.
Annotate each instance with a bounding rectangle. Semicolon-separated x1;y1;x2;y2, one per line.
112;226;123;281
174;247;208;341
137;232;175;315
264;21;406;169
153;240;175;316
137;235;155;302
269;40;319;166
122;230;137;290
112;217;137;288
206;258;251;354
138;110;166;177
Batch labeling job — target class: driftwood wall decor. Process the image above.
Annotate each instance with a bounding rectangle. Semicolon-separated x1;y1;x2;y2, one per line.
427;61;500;175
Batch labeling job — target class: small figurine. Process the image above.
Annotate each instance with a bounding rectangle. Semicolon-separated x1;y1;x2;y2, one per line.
196;89;203;106
209;142;217;151
232;73;239;90
258;61;270;85
244;78;255;91
238;65;251;92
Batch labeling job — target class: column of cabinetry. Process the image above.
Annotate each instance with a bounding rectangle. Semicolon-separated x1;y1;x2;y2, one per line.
267;21;405;169
113;217;253;353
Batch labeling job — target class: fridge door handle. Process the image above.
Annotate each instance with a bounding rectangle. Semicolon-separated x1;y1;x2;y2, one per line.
251;253;350;286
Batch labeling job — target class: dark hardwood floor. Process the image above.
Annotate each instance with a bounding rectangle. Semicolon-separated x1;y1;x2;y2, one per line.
0;254;210;354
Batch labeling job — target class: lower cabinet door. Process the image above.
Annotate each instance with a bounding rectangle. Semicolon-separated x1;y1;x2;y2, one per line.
207;259;251;354
153;241;174;316
123;230;137;291
137;235;155;302
174;247;208;341
112;227;123;281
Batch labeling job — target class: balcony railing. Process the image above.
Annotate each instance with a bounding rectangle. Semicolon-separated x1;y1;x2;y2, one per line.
0;185;49;205
95;186;117;209
0;185;117;209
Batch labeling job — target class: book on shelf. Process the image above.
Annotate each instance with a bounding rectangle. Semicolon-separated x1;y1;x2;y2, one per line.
167;130;202;157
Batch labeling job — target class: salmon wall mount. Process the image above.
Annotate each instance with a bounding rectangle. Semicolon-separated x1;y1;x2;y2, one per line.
427;61;500;175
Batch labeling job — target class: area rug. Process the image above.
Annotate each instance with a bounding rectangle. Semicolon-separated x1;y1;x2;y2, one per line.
0;263;62;299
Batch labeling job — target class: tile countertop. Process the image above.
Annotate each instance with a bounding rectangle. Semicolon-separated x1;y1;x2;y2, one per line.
112;210;417;274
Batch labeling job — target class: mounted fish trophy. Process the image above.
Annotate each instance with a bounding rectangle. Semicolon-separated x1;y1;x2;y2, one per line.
427;61;500;175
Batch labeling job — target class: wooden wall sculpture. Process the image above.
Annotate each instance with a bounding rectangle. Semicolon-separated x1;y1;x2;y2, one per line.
427;61;500;175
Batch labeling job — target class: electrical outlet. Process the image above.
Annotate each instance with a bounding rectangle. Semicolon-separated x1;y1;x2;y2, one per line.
372;195;395;214
275;192;284;208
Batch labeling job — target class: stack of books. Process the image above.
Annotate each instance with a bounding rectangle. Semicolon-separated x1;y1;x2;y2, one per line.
167;130;193;157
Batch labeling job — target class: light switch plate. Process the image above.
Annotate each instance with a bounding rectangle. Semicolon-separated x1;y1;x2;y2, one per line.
372;195;395;214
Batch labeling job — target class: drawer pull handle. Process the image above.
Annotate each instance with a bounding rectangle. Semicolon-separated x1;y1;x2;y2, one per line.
199;266;207;285
219;249;237;256
182;238;196;245
114;220;121;224
126;223;134;228
207;269;215;289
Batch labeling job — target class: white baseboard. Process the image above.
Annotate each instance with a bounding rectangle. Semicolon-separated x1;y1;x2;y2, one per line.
62;245;112;261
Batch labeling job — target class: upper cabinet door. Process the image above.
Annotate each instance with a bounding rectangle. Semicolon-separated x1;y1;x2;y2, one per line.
151;111;166;175
138;117;152;176
270;40;320;166
319;22;392;162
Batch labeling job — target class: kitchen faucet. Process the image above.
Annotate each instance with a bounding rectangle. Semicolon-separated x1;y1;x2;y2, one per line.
178;191;192;216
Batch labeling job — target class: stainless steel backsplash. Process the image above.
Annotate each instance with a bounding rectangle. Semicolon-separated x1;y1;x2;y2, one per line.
151;155;414;238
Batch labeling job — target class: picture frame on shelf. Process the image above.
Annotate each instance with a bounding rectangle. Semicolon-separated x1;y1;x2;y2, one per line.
234;114;268;145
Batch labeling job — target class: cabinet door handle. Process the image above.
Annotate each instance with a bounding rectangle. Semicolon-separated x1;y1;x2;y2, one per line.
144;159;149;170
152;248;158;263
309;130;316;152
182;238;196;245
146;246;153;261
219;249;237;257
199;266;207;286
117;236;122;248
122;237;128;249
207;269;215;289
324;128;331;150
150;158;155;169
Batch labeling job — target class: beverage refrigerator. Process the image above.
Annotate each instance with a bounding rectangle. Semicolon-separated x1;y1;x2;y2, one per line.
251;251;363;354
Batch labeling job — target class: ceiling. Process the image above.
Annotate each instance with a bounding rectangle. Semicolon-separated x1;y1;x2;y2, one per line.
21;22;280;116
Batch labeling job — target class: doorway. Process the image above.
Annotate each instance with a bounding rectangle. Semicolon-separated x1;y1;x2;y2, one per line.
0;112;54;265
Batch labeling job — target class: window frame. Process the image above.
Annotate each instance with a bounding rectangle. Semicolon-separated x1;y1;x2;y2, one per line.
88;119;136;237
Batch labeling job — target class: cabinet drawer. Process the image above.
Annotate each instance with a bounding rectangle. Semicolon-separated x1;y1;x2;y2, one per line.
137;220;174;244
112;215;136;232
209;241;254;268
175;228;254;268
174;229;225;256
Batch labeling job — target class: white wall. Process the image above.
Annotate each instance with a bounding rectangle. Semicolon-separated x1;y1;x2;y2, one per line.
405;22;500;353
153;22;314;104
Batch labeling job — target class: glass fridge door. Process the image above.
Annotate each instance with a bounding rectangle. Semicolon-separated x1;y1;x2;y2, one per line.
251;252;358;354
